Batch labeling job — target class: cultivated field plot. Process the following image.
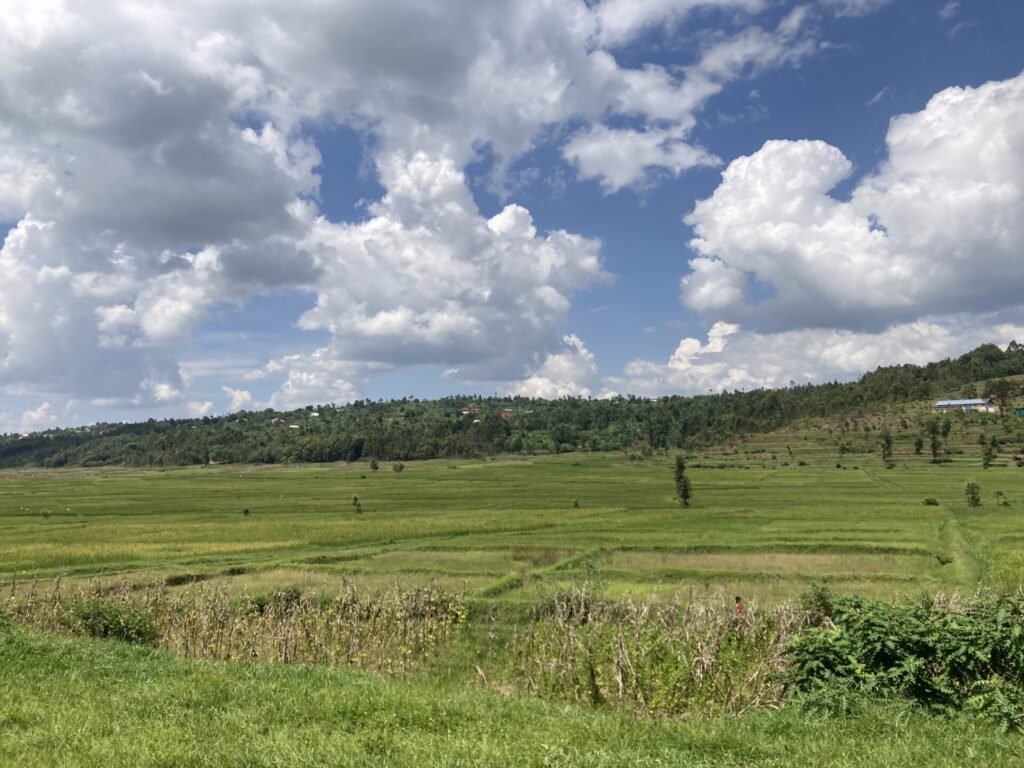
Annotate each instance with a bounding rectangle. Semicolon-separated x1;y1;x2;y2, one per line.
1;452;1022;603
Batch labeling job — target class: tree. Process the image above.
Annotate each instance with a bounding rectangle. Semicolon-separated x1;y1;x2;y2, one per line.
369;458;379;471
927;420;942;461
941;418;952;440
983;445;994;469
674;454;692;507
913;436;924;455
392;462;405;474
985;378;1013;414
880;429;893;462
965;481;982;508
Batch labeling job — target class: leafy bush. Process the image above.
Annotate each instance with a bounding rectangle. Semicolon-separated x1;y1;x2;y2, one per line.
798;584;835;625
66;599;159;645
965;481;982;507
785;592;1024;730
923;497;940;506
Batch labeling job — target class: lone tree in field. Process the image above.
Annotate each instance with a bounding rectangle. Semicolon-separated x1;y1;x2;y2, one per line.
674;455;692;507
965;481;982;508
369;458;379;472
880;429;893;462
927;420;942;462
914;436;924;455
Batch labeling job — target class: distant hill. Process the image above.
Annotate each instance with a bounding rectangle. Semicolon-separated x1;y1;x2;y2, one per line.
2;342;1023;469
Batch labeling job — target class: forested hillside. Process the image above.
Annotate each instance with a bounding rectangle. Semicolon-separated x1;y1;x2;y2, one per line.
3;342;1023;469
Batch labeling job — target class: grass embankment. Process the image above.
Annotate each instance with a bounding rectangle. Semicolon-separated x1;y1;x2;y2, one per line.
1;619;1020;768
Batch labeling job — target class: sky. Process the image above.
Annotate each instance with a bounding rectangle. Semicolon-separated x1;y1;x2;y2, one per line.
1;0;1023;433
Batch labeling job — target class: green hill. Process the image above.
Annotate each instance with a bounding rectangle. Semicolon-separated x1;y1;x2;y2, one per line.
3;342;1023;469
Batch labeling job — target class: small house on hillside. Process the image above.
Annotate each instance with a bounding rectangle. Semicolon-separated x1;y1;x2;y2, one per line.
932;398;1000;414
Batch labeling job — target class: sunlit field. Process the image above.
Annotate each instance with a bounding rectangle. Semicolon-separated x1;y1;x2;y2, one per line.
3;445;1024;766
3;449;1022;601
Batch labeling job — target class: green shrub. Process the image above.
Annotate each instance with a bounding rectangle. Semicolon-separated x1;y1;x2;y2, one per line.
923;498;940;506
965;481;982;507
785;593;1024;730
798;584;835;625
67;599;159;646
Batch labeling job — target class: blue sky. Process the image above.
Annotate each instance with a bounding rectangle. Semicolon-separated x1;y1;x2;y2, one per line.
1;0;1023;432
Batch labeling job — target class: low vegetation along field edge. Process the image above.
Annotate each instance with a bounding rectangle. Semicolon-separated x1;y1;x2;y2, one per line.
1;616;1022;768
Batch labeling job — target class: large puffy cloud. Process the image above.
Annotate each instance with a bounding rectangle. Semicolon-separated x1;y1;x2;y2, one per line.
517;71;1024;399
1;0;900;422
282;153;607;391
684;72;1024;332
0;0;816;416
0;1;321;406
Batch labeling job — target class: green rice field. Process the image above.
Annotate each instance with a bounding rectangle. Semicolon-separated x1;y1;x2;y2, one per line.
3;446;1024;766
2;449;1022;602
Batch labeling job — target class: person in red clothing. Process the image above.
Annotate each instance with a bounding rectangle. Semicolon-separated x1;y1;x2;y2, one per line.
734;596;745;615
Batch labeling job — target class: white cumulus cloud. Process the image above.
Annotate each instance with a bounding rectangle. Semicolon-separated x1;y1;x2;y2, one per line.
222;386;253;412
20;401;59;433
684;72;1024;332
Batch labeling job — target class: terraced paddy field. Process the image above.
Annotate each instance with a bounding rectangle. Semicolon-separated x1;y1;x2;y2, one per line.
4;449;1024;765
2;450;1022;601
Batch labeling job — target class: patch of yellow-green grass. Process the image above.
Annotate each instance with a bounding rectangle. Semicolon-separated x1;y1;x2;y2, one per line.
166;567;491;596
597;577;944;604
348;548;529;575
602;549;944;577
987;548;1024;592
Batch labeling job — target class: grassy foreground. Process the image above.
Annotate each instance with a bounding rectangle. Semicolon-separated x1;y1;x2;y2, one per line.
1;621;1020;768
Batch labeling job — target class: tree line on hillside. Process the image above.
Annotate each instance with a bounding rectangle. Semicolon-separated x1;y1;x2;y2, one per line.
2;342;1023;469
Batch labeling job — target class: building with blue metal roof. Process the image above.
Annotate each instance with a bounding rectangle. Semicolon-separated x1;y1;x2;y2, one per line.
933;398;1000;414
